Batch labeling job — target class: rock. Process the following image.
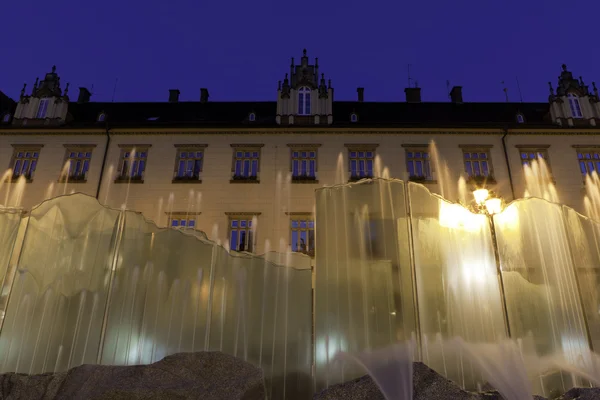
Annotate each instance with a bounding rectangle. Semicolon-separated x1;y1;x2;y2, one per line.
557;387;600;400
0;352;265;400
313;362;553;400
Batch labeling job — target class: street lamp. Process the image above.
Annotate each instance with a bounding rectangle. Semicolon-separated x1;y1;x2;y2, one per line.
471;189;512;338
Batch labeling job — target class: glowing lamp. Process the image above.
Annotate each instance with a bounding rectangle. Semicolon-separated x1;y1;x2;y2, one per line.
485;197;503;215
473;188;489;205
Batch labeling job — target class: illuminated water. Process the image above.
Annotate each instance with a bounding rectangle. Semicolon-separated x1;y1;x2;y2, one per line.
1;149;600;399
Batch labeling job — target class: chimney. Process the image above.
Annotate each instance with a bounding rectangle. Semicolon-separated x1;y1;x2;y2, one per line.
357;87;364;102
404;87;421;103
200;88;209;103
169;89;180;103
450;86;463;103
77;87;91;103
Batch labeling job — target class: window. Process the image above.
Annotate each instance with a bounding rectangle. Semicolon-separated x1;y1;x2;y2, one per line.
516;113;525;123
63;147;93;181
10;146;42;181
350;113;358;122
173;146;205;181
231;144;263;181
97;113;106;122
290;215;315;256
298;87;311;115
576;149;600;177
290;147;318;181
36;98;49;119
227;213;259;252
568;94;583;118
462;147;494;181
404;146;432;181
518;147;551;170
2;114;10;123
249;113;256;122
346;145;377;180
168;214;198;230
117;146;149;181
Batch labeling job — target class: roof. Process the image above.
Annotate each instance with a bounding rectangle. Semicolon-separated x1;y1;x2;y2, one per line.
0;98;555;130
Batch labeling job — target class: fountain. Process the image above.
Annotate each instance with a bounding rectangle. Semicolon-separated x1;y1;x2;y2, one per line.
2;146;600;399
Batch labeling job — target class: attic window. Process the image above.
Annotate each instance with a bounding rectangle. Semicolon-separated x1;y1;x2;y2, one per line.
350;113;358;122
568;93;583;118
97;113;106;122
249;113;256;122
2;114;10;123
516;113;525;123
147;117;159;121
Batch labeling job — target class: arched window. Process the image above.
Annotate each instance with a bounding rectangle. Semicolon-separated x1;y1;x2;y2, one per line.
248;113;256;122
1;114;10;123
516;113;525;123
297;87;311;115
350;113;358;122
36;98;49;119
568;93;583;118
97;113;106;122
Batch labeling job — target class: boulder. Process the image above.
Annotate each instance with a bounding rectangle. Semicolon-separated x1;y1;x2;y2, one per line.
0;352;265;400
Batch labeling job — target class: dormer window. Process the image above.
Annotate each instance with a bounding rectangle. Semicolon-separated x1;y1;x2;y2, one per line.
298;87;311;115
568;93;583;118
350;113;358;123
36;98;49;119
97;113;106;122
2;114;10;123
249;113;256;122
516;113;525;123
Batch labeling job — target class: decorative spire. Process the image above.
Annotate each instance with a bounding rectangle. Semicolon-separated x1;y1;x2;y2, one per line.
548;82;555;95
20;83;27;98
562;64;568;72
594;82;599;97
580;76;585;86
315;57;319;67
52;65;57;74
303;48;307;57
33;77;39;93
64;82;70;96
328;79;332;89
278;80;281;91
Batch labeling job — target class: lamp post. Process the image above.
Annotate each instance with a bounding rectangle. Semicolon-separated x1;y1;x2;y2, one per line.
472;188;512;339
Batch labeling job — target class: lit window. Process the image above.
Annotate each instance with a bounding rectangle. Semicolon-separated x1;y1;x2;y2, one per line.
232;146;261;181
519;148;551;169
350;113;358;122
64;148;93;181
117;148;148;180
568;94;583;118
297;87;311;115
249;113;256;122
577;149;600;176
174;148;204;181
405;147;432;181
10;147;41;181
291;148;317;180
290;216;315;256
347;148;375;181
462;148;493;180
228;215;257;252
2;114;10;123
516;114;525;123
36;98;49;119
147;117;159;121
98;113;106;122
169;215;197;230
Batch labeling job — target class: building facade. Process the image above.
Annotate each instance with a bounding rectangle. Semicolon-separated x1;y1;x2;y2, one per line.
1;53;600;256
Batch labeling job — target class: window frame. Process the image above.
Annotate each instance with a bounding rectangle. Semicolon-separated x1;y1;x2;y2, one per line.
516;113;525;123
2;113;10;123
167;212;201;230
460;145;495;184
288;144;320;182
345;144;378;182
230;144;264;183
9;144;43;182
568;93;584;119
115;145;151;183
350;113;358;122
516;145;552;173
403;144;434;182
248;113;256;122
574;146;600;180
172;144;207;183
226;212;260;253
288;212;315;257
61;144;96;183
297;86;311;115
35;98;50;119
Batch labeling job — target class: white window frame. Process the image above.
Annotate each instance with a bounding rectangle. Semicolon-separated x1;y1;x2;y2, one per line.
10;145;42;181
36;98;49;119
289;214;315;256
346;145;378;180
403;145;433;181
350;113;358;122
516;113;525;123
168;213;199;230
289;146;318;180
116;146;150;181
226;213;259;253
248;113;256;122
173;145;205;181
63;145;95;182
297;87;311;115
461;146;494;180
517;146;551;171
576;147;600;177
568;93;583;119
231;144;262;181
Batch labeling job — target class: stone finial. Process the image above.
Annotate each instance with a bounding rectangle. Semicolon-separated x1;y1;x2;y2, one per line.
52;65;56;73
278;80;281;90
580;76;585;86
303;49;307;56
593;82;598;97
328;79;332;89
290;57;294;66
548;82;555;95
562;64;568;72
315;57;319;67
20;83;27;98
64;82;70;96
